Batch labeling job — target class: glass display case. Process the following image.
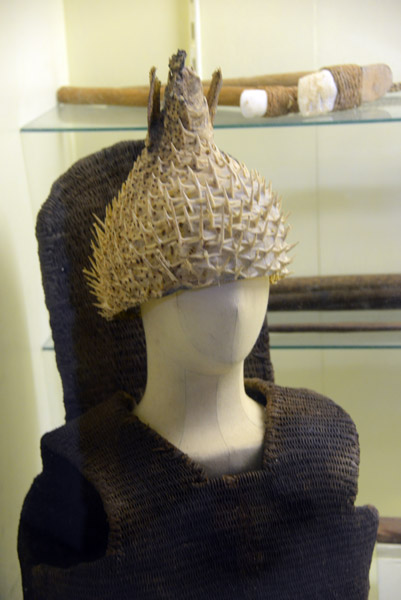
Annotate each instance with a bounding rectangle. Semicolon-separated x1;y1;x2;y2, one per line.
21;93;401;356
20;93;401;131
20;93;401;597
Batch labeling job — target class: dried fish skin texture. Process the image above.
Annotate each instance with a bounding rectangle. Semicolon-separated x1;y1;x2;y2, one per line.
85;51;292;320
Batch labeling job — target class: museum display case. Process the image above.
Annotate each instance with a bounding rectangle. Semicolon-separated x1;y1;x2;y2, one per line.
3;1;400;598
18;49;401;600
21;93;401;351
21;89;401;496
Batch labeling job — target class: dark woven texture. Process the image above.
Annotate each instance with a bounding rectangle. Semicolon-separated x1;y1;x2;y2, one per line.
19;381;378;599
36;140;274;421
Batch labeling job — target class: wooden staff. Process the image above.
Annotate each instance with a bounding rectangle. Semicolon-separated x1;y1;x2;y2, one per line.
205;71;313;87
57;85;151;106
56;83;299;117
377;517;401;544
269;274;401;311
268;322;401;333
242;64;395;117
57;64;395;112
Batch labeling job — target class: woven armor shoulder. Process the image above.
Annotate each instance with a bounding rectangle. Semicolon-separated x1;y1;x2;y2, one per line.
40;391;134;472
264;383;360;508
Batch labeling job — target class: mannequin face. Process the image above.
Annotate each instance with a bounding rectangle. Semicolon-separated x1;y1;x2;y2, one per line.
141;277;269;374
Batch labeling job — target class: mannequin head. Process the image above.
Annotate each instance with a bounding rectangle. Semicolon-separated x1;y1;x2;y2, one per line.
141;277;270;376
137;276;270;472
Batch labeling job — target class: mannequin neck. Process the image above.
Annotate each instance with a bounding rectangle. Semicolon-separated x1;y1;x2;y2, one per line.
134;280;269;477
135;351;265;477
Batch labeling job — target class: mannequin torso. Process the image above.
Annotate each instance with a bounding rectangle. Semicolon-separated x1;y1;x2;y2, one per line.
134;278;270;477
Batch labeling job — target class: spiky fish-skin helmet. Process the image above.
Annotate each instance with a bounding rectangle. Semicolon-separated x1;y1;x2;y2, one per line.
85;51;292;320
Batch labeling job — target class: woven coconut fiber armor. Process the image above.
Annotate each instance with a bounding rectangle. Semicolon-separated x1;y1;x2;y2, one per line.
20;52;377;598
19;381;378;599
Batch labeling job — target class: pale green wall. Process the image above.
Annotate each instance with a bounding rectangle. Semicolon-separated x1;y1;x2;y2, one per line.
0;2;68;598
63;0;191;86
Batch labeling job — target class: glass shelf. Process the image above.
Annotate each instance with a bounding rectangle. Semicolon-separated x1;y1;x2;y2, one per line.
43;309;401;351
268;309;401;349
21;93;401;133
